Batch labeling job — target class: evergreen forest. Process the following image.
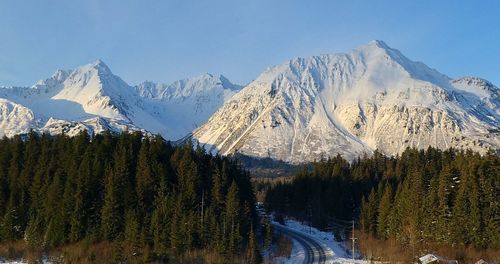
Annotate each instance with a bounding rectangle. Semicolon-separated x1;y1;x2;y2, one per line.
266;147;499;253
0;131;259;263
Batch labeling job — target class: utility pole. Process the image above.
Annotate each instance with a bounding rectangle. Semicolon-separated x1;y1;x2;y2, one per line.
351;219;357;262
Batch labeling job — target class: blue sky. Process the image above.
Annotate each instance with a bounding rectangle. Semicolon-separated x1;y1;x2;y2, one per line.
0;0;499;86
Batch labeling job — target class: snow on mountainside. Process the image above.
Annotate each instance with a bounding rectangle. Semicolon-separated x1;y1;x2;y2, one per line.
134;73;242;138
194;40;499;163
0;61;241;139
0;98;37;137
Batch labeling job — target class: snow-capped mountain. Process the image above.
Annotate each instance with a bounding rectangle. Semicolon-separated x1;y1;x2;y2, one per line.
1;41;498;162
194;40;499;163
0;60;241;139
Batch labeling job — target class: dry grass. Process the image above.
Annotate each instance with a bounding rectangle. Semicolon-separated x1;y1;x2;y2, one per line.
51;241;118;263
275;236;293;258
423;243;500;263
263;232;293;264
357;232;500;263
0;240;32;261
0;241;126;263
180;249;249;264
357;232;413;263
0;241;251;263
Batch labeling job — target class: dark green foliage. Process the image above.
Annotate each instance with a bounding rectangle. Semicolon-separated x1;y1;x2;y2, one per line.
376;184;392;239
225;181;242;254
266;147;499;250
0;132;258;260
150;181;170;258
100;167;122;241
266;153;384;228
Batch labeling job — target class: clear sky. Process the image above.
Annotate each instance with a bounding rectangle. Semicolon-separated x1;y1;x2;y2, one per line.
0;0;499;87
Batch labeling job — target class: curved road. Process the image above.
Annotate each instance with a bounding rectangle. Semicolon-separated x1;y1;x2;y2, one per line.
272;223;328;264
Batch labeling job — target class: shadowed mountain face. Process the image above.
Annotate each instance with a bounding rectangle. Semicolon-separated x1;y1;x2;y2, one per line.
0;60;241;139
194;40;499;163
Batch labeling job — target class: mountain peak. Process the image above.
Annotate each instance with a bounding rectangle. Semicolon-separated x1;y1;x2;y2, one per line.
134;73;241;101
194;72;225;81
33;69;70;88
66;60;113;77
193;73;242;91
90;59;112;73
52;69;70;81
452;76;499;98
194;41;499;163
92;59;107;67
218;74;242;91
367;39;389;48
453;76;497;90
356;40;392;54
65;60;116;86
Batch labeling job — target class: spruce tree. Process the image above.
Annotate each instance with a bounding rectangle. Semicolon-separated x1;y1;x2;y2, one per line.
437;165;458;242
377;184;392;239
101;167;122;240
1;196;18;241
136;140;154;217
225;181;241;254
44;171;66;247
151;180;171;259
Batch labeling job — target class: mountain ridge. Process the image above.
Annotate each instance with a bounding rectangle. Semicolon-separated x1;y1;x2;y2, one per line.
0;41;497;162
0;60;241;139
193;40;499;162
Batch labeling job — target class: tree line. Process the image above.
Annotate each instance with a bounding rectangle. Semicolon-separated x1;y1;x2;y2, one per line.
0;131;259;262
266;147;499;250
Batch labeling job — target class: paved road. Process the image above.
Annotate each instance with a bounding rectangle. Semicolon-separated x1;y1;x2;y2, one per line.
273;223;328;264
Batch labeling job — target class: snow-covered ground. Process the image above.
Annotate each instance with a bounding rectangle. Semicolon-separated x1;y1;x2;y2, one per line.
276;219;371;264
0;258;52;264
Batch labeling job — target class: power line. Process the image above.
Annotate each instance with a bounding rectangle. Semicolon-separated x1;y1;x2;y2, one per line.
326;216;353;230
327;222;350;229
328;216;353;224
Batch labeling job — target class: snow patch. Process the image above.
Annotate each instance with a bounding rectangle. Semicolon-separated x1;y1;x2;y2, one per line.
276;219;371;264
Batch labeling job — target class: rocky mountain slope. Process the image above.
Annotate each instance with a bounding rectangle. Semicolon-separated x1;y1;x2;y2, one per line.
0;60;241;139
1;41;497;162
193;40;499;162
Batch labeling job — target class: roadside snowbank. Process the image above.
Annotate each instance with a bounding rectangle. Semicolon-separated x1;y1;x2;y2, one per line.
277;219;371;264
